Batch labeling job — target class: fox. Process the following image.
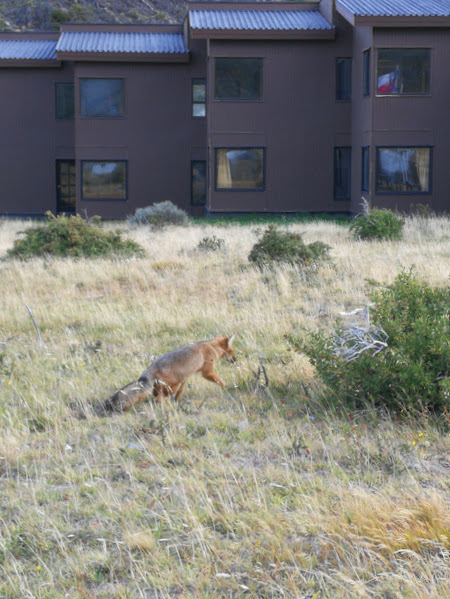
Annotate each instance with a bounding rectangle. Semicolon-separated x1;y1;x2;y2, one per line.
99;334;236;413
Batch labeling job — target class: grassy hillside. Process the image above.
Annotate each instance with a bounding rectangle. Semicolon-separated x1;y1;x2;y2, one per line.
0;0;187;30
0;216;449;598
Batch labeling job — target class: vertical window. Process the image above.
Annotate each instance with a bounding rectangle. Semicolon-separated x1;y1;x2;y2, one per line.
214;58;263;100
216;148;264;190
376;49;430;95
361;146;370;191
336;58;352;101
192;79;206;117
334;147;352;201
80;79;124;118
191;160;206;205
81;161;127;200
376;147;431;193
363;49;371;97
55;83;74;119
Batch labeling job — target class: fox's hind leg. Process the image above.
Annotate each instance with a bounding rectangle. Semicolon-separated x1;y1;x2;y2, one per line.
174;381;186;401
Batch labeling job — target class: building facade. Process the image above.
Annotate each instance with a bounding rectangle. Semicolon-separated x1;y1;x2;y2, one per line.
0;0;448;218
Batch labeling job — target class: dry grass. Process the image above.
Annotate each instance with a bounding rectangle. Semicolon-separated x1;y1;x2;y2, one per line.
0;216;449;598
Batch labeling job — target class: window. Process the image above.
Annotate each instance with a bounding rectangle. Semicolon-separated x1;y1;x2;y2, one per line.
361;146;370;191
334;147;351;201
363;49;371;96
376;147;431;193
216;148;264;190
191;161;207;205
81;161;127;200
55;83;74;119
214;58;262;101
336;58;352;101
192;79;206;117
377;49;430;95
80;79;124;118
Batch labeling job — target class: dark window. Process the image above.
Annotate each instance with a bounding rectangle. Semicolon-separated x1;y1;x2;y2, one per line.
361;146;370;191
377;49;430;95
191;160;206;205
376;147;431;193
55;83;74;119
192;79;206;117
56;160;76;213
334;147;352;201
81;161;127;200
214;58;263;101
336;58;352;101
80;79;124;118
363;49;371;96
216;148;264;190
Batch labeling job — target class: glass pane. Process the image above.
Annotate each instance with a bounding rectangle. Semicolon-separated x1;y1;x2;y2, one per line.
336;58;351;101
191;160;206;206
361;147;370;191
80;79;124;117
193;80;206;102
82;161;127;200
214;58;262;100
216;148;264;189
376;148;430;193
334;147;352;201
193;103;206;117
56;83;74;119
377;49;430;94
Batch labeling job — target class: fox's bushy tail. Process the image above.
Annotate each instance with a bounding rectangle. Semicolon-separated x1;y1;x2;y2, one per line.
96;378;153;414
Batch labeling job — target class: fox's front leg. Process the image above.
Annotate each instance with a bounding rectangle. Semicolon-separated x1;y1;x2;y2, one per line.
201;367;225;388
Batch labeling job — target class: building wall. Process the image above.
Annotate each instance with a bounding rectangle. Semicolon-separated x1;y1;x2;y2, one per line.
0;63;74;215
207;32;353;213
75;40;207;219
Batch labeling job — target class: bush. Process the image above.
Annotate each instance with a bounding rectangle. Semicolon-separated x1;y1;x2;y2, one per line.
350;208;404;241
129;202;189;229
6;213;144;259
196;235;226;253
248;225;330;269
297;272;449;414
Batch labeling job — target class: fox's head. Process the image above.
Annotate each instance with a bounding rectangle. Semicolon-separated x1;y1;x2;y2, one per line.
216;334;237;363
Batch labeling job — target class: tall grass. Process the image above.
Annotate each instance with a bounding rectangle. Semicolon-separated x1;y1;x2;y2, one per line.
0;216;449;598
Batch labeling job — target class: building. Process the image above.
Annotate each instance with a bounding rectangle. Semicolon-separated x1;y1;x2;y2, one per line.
0;0;448;218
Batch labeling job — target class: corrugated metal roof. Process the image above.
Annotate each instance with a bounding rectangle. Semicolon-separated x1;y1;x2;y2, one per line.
337;0;450;17
189;9;334;31
56;31;188;54
0;39;57;60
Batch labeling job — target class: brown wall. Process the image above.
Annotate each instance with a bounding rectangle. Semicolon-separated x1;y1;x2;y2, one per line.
75;39;207;219
0;62;74;215
207;31;353;213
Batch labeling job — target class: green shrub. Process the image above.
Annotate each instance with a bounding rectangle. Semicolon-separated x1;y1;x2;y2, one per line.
6;213;144;259
129;202;189;229
248;225;330;269
350;208;404;241
297;272;449;414
196;235;225;253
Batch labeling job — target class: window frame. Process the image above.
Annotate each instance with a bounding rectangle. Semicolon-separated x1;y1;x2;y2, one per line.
192;78;206;118
334;147;352;201
363;49;371;97
375;48;431;97
81;160;128;202
55;82;75;120
336;57;352;102
191;160;207;206
214;147;266;192
361;146;370;192
375;146;432;195
214;58;263;102
79;78;125;119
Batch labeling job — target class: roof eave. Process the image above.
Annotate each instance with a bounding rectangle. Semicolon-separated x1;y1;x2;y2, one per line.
0;58;60;67
189;28;335;40
354;15;450;27
55;51;190;63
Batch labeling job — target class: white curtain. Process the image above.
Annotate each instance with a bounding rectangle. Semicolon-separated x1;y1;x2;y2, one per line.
217;151;232;188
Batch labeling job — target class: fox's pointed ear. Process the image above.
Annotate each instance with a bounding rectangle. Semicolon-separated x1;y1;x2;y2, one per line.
227;335;235;346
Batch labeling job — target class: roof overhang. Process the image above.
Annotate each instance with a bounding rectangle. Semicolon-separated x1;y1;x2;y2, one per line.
55;51;189;63
336;2;450;27
0;58;61;67
190;28;335;40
